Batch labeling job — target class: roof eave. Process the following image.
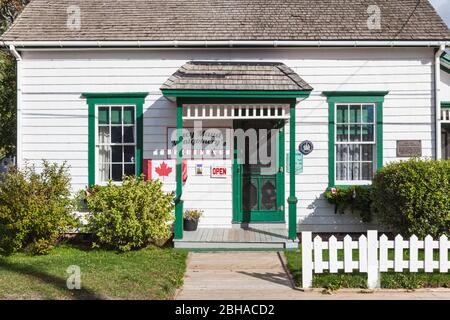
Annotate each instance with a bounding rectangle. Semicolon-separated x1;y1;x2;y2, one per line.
161;89;313;99
2;40;450;49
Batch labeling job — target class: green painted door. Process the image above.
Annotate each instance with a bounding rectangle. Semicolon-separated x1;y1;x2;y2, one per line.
233;120;285;223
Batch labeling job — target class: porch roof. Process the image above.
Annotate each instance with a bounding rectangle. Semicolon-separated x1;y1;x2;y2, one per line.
160;61;313;99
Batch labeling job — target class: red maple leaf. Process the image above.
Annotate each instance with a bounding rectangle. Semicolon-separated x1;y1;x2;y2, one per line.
155;162;172;177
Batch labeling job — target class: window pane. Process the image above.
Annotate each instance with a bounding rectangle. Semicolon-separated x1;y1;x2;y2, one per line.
350;105;361;123
124;164;136;176
112;164;122;181
98;145;110;163
350;125;361;141
336;145;348;161
98;107;109;125
111;107;122;124
123;107;135;124
98;162;110;182
111;126;122;143
336;162;348;181
112;146;123;163
362;145;374;161
336;105;348;123
336;125;349;142
124;146;135;163
362;124;374;142
98;126;110;144
362;163;373;180
123;126;135;143
350;162;360;180
349;144;361;161
362;104;374;123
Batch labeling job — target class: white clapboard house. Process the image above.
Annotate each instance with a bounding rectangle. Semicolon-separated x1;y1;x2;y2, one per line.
1;0;450;249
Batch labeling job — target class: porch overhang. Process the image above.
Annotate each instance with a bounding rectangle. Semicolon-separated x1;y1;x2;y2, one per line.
160;60;313;101
161;61;312;243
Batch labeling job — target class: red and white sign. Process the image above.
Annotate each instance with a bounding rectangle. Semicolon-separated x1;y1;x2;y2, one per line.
210;166;227;178
143;159;187;182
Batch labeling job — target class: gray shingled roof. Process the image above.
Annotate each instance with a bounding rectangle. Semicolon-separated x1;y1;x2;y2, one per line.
160;61;313;91
1;0;450;41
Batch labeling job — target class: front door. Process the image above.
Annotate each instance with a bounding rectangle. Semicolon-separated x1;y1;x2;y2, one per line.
233;120;285;223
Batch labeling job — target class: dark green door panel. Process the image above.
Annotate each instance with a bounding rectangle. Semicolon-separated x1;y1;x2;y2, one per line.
233;120;285;223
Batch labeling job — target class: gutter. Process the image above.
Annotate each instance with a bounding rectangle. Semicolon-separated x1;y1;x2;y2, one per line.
1;40;450;49
8;45;22;168
435;44;446;160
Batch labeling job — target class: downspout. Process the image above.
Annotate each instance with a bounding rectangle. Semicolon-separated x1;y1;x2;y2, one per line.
8;45;22;168
435;44;445;160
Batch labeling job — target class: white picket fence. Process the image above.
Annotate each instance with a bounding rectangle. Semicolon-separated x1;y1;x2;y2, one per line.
301;231;449;289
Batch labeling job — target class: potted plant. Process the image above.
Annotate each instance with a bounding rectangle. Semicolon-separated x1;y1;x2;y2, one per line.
183;209;203;231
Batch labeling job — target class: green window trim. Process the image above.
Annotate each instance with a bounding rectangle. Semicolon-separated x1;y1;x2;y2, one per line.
324;91;388;188
82;92;148;186
442;101;450;109
441;53;450;74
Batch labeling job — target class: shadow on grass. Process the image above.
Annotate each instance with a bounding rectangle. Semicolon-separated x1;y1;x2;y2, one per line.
0;258;106;300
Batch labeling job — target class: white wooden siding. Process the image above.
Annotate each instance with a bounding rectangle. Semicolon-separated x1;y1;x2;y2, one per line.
20;47;435;232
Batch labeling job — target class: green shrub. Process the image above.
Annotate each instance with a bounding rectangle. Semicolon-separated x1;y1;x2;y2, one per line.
324;186;373;223
85;176;174;252
372;159;450;238
0;161;77;255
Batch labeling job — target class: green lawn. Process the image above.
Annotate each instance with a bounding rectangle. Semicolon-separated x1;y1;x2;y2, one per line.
285;247;450;290
0;245;188;300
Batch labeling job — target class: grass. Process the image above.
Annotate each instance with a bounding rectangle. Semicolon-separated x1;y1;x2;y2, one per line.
0;245;188;300
285;247;450;290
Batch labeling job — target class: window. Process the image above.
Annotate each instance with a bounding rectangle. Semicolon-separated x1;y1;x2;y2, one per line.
335;103;375;183
83;93;148;186
324;91;388;188
97;105;136;182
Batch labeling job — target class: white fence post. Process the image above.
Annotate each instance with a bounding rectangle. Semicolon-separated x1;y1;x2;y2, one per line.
367;230;380;289
301;232;313;288
409;235;419;272
329;236;338;273
424;235;434;273
439;235;448;273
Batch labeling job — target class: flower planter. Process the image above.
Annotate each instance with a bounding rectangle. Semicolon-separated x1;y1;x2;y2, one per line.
183;218;199;231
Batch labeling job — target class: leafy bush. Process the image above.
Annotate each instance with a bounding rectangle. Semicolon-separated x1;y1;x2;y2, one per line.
183;209;203;220
0;161;77;255
85;176;174;252
372;159;450;238
324;186;372;223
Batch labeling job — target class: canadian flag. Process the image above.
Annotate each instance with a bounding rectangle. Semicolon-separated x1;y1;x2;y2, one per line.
143;159;187;183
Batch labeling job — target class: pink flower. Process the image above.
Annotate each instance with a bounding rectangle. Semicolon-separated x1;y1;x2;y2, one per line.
331;187;337;195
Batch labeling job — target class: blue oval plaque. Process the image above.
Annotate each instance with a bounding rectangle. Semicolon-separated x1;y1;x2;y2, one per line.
299;140;314;155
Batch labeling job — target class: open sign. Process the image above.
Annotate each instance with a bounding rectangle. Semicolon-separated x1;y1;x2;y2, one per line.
211;166;227;178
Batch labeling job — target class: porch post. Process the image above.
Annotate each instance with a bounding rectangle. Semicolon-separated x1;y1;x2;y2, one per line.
174;100;184;240
288;101;298;240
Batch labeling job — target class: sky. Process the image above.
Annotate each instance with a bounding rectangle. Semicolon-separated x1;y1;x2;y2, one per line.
430;0;450;27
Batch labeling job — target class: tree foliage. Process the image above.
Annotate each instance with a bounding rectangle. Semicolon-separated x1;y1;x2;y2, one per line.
0;0;29;156
0;0;29;26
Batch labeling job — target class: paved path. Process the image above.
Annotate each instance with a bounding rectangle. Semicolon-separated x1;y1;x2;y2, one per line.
176;251;450;300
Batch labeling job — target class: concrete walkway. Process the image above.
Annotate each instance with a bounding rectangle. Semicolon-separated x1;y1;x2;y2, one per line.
176;251;450;300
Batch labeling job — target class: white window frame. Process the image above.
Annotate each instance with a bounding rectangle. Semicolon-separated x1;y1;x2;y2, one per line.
334;102;377;185
95;104;137;184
